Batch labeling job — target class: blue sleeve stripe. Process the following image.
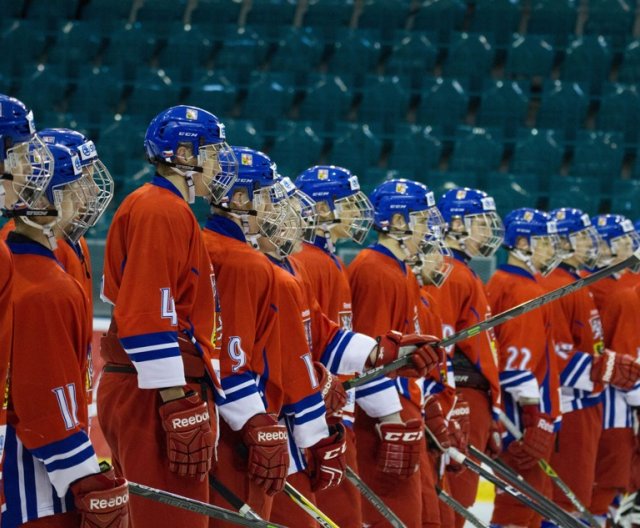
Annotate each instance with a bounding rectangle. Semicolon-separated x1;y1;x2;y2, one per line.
562;353;590;387
320;330;349;373
355;378;396;398
120;331;179;349
282;392;324;415
499;370;535;389
45;445;96;472
129;346;181;363
293;402;326;425
30;431;90;460
220;384;261;405
221;374;257;392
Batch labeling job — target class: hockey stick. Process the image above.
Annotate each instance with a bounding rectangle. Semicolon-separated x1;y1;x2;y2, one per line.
345;465;407;528
344;248;640;390
498;411;601;528
128;481;288;528
208;475;265;522
283;482;340;528
435;485;489;528
468;445;583;528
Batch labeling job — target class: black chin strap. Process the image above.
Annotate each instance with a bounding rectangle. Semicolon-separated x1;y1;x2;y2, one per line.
3;208;58;218
155;160;204;173
1;173;13;181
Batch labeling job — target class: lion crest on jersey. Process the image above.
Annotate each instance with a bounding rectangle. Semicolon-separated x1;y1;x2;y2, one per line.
339;310;353;331
589;311;604;354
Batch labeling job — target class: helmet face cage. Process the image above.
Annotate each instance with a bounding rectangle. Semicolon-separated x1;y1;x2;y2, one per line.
417;236;453;287
334;190;374;244
530;233;562;276
610;231;640;262
50;173;96;236
198;142;238;204
565;226;601;269
288;188;318;244
408;206;447;243
65;159;114;243
251;182;294;245
462;211;505;257
4;136;54;209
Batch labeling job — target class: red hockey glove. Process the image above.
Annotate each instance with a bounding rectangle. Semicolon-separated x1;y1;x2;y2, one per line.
314;362;348;417
159;391;215;479
486;420;503;459
424;394;451;451
241;413;289;496
591;349;640;391
375;419;423;478
507;405;555;471
371;331;439;378
70;464;129;528
306;423;347;491
446;395;470;473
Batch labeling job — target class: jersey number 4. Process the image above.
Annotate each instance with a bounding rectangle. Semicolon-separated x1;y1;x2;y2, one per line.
160;287;178;326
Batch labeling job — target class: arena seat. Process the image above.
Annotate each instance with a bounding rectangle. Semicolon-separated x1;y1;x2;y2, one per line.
269;27;325;77
583;0;634;51
547;176;601;215
504;34;555;79
476;79;529;139
327;28;382;78
484;172;540;216
610;179;640;219
67;67;123;124
510;128;564;183
425;170;481;196
327;123;383;175
569;131;624;183
358;75;410;131
385;31;438;91
298;75;353;127
357;0;412;43
442;32;495;95
526;0;577;47
268;121;324;176
244;0;298;41
561;35;612;95
469;0;523;48
241;72;296;123
302;0;355;40
536;80;588;141
186;72;238;118
596;83;640;146
223;119;265;151
188;0;243;31
156;25;214;73
416;77;469;139
387;124;443;175
411;0;466;47
618;39;640;84
449;126;503;176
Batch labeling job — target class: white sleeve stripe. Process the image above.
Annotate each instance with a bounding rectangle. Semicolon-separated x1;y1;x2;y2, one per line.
295;400;325;419
325;332;351;372
127;343;180;354
336;333;376;375
43;440;93;465
223;379;257;395
218;392;266;432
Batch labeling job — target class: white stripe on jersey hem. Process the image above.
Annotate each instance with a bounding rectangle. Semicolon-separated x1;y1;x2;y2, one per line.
127;343;180;354
222;379;256;395
357;384;403;418
337;333;376;375
42;439;93;466
136;356;186;390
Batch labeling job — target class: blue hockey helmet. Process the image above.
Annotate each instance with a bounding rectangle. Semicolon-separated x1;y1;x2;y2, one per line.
592;214;639;265
438;187;504;257
144;105;237;204
295;165;373;244
224;146;281;202
278;174;318;247
550;208;600;268
0;94;54;209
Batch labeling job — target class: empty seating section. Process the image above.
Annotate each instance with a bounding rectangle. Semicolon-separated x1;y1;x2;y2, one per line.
4;0;640;227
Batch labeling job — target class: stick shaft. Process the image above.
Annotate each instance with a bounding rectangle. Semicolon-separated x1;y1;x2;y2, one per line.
345;466;407;528
435;486;488;528
283;482;339;528
209;475;263;521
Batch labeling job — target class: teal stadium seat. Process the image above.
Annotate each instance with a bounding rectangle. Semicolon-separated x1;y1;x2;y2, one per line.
570;131;624;183
126;76;182;123
416;78;469;138
4;0;27;18
244;0;298;41
189;0;243;32
213;27;269;87
268;122;324;177
187;71;238;118
156;25;214;77
327;29;382;78
133;0;189;36
15;66;68;117
298;75;353;129
484;173;540;216
385;31;438;91
27;0;80;30
449;126;503;176
597;83;640;145
546;177;600;215
583;0;634;52
269;28;325;79
425;171;481;196
442;32;495;95
98;116;148;178
0;20;49;80
223;119;265;151
618;40;640;84
412;0;466;47
46;22;104;79
328;124;383;175
511;128;564;184
358;75;410;131
241;72;296;126
504;34;555;79
476;80;529;138
101;23;159;82
526;0;577;47
387;124;443;175
361;168;413;195
561;36;612;95
470;0;523;48
80;0;135;33
67;67;123;125
357;0;412;43
536;81;588;141
610;179;640;219
302;0;355;40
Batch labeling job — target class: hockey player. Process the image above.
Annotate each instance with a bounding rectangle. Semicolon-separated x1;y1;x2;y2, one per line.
588;214;640;522
485;208;561;528
428;187;504;528
263;175;440;528
535;208;610;521
3;142;128;527
98;106;237;527
348;178;451;528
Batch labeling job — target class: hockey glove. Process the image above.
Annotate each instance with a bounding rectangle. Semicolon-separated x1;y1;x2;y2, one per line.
371;331;440;378
314;362;348;417
159;391;215;479
424;394;451;452
376;419;423;478
307;422;347;491
446;395;470;473
591;349;640;391
241;413;289;496
70;463;129;528
507;405;555;471
486;420;503;459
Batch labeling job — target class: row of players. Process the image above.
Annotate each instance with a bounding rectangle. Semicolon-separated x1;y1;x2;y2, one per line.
1;96;640;528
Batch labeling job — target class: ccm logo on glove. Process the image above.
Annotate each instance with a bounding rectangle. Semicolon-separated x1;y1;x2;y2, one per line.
89;493;129;510
321;443;347;460
382;430;424;442
171;410;210;429
257;430;288;442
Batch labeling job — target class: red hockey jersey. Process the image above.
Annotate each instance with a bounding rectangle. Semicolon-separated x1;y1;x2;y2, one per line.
0;241;12;494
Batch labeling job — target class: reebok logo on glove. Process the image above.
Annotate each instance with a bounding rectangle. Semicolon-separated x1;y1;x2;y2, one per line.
89;493;129;510
382;430;424;442
536;418;554;433
257;430;288;443
171;410;210;430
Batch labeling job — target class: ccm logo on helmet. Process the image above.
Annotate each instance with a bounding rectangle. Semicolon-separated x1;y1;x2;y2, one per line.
383;431;424;442
257;430;288;442
89;493;128;510
171;411;210;430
